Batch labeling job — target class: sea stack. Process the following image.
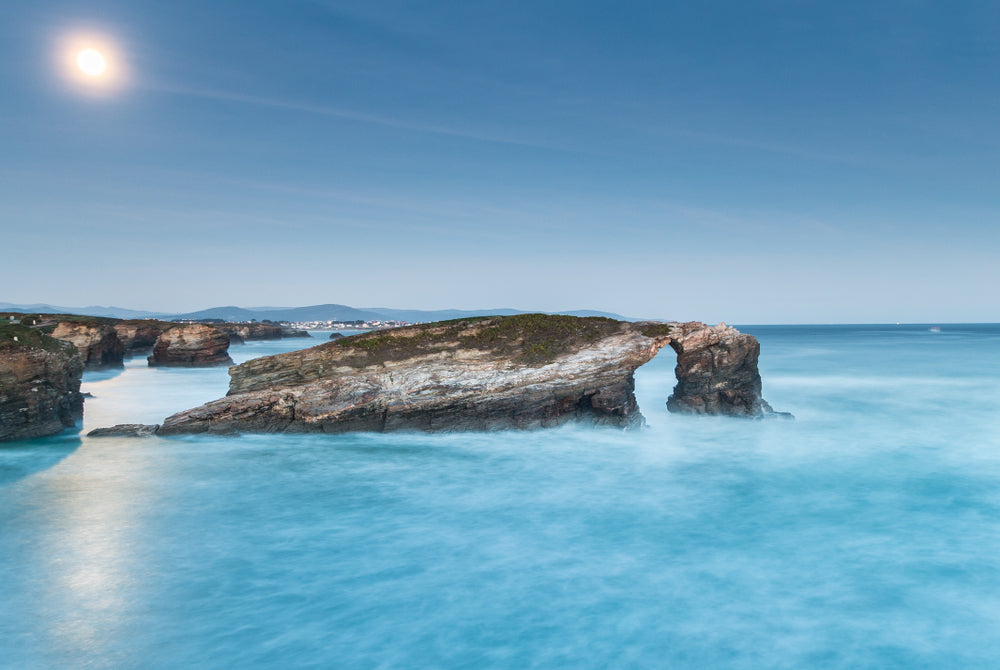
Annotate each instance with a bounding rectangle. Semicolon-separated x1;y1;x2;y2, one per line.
154;315;782;436
0;325;84;441
148;324;233;367
666;321;774;416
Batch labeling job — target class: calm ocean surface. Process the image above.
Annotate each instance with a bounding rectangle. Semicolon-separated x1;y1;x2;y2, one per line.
2;325;1000;668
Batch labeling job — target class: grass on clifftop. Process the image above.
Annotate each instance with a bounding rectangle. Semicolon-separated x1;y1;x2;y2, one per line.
0;322;78;355
333;313;624;366
0;312;120;334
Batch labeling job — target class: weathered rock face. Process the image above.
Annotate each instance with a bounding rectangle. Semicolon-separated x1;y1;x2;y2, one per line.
114;320;169;353
0;327;84;441
148;324;233;367
156;315;781;436
666;322;773;417
51;322;124;368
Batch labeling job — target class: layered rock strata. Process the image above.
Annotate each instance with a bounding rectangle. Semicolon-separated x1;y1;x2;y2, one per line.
148;324;233;367
0;326;84;441
156;315;780;436
50;322;124;368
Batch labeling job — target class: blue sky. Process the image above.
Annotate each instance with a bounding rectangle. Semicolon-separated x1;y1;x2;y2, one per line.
2;1;998;323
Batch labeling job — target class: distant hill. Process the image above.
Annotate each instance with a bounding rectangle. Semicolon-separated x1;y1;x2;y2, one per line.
0;301;634;323
362;307;631;322
0;302;158;319
169;304;386;323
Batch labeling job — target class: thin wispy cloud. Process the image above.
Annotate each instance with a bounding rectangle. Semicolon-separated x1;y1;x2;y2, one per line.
146;82;560;151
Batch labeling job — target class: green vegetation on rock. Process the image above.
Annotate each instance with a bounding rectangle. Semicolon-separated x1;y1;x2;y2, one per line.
635;322;677;338
0;321;78;355
333;314;624;366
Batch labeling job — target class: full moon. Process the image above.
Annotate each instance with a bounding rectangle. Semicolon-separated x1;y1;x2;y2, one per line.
76;49;106;76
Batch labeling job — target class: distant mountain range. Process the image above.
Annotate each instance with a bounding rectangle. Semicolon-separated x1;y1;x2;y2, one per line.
0;303;159;319
0;302;634;323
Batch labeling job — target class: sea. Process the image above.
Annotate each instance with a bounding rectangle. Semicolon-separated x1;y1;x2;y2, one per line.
2;324;1000;669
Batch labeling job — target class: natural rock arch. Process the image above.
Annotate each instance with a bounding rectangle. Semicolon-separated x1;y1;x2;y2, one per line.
124;315;783;437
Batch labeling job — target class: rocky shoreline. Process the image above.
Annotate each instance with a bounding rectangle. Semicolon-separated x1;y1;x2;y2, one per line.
2;311;786;442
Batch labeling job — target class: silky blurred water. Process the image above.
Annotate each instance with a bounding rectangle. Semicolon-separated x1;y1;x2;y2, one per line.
2;325;1000;668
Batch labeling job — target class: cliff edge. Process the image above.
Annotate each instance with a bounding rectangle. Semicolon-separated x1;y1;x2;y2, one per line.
0;323;84;441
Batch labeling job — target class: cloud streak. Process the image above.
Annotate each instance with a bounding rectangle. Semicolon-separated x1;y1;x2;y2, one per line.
146;82;559;150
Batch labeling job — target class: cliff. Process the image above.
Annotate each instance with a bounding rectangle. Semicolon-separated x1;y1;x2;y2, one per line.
114;320;170;354
148;324;233;367
0;323;84;441
50;321;124;368
154;315;780;436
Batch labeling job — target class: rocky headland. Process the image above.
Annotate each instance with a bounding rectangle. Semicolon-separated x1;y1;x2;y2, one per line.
152;315;781;436
50;320;124;368
0;322;84;441
148;324;234;367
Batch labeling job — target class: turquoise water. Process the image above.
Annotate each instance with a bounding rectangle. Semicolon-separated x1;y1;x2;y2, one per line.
3;325;1000;668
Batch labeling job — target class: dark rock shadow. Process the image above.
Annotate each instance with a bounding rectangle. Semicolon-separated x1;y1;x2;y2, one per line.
0;431;83;487
82;366;127;383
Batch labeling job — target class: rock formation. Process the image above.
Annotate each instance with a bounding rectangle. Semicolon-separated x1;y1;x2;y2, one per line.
148;324;233;367
114;320;169;354
50;321;124;368
0;325;84;441
328;332;344;340
88;423;160;437
154;315;781;436
212;323;312;344
666;322;775;416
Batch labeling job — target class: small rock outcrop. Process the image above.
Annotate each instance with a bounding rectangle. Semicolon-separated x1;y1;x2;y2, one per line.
148;324;233;367
114;320;169;354
51;321;124;368
88;424;159;437
328;332;344;340
155;315;782;436
212;322;311;344
0;325;84;441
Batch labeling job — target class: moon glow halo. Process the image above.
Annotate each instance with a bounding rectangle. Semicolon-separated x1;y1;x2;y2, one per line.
76;49;107;76
58;33;126;93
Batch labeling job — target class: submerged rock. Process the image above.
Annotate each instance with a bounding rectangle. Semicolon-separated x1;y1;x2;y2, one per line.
0;325;84;441
51;321;124;368
148;324;233;367
158;315;783;436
